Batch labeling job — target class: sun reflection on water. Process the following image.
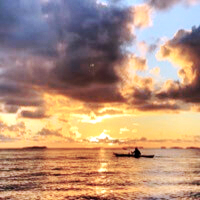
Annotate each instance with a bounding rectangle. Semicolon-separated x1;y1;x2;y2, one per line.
98;162;108;173
94;149;109;196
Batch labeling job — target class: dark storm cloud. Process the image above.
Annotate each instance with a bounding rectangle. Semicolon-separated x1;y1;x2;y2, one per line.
0;0;136;105
157;26;200;103
0;0;57;56
50;0;134;88
1;0;184;113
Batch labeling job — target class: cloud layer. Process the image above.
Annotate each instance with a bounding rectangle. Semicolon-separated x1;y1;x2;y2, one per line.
0;0;200;121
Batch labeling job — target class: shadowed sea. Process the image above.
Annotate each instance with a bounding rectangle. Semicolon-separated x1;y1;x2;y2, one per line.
0;149;199;200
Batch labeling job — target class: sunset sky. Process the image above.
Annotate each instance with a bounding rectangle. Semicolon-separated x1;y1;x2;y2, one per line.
0;0;200;148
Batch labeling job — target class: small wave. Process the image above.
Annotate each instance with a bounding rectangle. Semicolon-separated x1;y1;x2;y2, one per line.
0;172;49;182
0;157;45;161
28;172;50;177
188;192;200;198
0;167;27;172
76;156;91;160
74;195;119;200
52;173;62;176
0;196;13;200
0;183;38;191
50;171;116;177
52;167;63;170
43;179;84;185
40;187;83;192
9;172;50;180
193;170;200;174
54;187;82;191
188;180;200;186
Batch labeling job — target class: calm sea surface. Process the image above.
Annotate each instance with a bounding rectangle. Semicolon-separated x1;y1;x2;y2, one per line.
0;149;199;200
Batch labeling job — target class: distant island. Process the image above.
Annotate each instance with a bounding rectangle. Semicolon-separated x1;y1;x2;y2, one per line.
170;146;183;149
22;146;47;150
186;147;200;150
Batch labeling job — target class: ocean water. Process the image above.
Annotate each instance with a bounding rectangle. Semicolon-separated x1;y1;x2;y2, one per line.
0;149;199;200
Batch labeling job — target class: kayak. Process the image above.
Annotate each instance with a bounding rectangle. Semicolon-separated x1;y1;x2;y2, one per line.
113;153;154;158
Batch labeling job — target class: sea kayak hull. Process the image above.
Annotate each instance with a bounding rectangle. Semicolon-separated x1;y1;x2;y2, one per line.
113;153;154;158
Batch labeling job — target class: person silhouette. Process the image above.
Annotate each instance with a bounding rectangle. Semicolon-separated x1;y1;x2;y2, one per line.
132;147;141;158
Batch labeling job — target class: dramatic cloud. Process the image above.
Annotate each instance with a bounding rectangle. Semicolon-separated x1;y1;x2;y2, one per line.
0;0;199;120
0;0;140;107
157;26;200;103
0;0;163;115
47;0;137;102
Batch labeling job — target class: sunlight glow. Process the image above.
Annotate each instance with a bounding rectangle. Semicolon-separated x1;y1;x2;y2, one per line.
88;130;114;143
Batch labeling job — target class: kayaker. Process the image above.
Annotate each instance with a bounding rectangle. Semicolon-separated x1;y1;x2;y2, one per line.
132;147;141;157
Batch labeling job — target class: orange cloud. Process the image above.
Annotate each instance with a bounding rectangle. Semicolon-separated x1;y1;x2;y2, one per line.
157;26;200;103
133;4;152;28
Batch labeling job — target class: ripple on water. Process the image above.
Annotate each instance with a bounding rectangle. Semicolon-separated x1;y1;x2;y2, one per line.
0;182;38;191
52;167;63;170
0;149;199;200
0;167;27;172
